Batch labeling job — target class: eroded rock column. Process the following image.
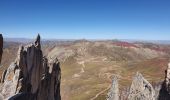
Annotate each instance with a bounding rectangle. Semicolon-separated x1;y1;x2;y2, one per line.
107;76;119;100
0;35;61;100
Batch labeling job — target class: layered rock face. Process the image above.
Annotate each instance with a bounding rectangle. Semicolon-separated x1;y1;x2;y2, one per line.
128;72;155;100
0;35;61;100
0;34;3;64
107;76;119;100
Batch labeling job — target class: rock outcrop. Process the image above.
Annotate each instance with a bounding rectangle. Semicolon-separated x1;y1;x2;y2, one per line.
0;35;61;100
107;76;119;100
0;34;3;64
128;72;155;100
106;62;170;100
107;73;156;100
158;63;170;100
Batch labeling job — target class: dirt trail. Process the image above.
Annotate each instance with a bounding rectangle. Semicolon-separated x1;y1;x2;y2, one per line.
90;85;111;100
90;64;122;100
90;74;112;100
78;61;85;73
72;61;85;78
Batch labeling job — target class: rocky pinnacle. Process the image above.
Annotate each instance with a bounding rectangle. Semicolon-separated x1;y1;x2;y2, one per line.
128;72;155;100
0;34;61;100
107;76;119;100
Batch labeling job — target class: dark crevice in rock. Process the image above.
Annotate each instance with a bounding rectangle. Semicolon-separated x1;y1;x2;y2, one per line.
158;63;170;100
0;34;3;64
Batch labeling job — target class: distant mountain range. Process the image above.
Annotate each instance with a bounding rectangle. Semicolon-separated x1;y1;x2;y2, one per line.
4;38;170;44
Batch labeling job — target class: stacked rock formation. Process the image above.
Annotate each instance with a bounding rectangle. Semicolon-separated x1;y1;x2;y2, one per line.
0;35;61;100
128;72;155;100
158;63;170;100
0;34;3;64
107;76;119;100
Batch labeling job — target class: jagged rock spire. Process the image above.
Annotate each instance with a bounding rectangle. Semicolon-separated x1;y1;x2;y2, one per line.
0;34;3;64
35;34;41;49
107;76;119;100
0;35;61;100
128;72;155;100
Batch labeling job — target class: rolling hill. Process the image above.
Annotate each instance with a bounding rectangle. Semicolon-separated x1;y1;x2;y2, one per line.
1;39;170;100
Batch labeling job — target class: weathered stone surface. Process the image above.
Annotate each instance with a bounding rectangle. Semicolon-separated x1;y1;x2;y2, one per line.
1;62;20;98
120;87;130;100
0;34;3;63
0;93;4;100
0;69;7;83
107;76;119;100
128;72;155;100
0;35;61;100
158;63;170;100
37;57;61;100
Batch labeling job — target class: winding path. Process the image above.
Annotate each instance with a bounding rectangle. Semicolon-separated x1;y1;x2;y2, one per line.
90;85;111;100
90;74;112;100
72;61;85;78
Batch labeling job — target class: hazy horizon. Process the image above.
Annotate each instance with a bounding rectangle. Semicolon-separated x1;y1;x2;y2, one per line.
3;36;170;42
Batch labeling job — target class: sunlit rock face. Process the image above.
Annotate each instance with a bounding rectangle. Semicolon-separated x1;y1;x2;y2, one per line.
106;73;157;100
107;76;119;100
0;35;61;100
128;72;155;100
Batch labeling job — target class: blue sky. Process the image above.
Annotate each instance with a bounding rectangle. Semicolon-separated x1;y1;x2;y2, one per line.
0;0;170;40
